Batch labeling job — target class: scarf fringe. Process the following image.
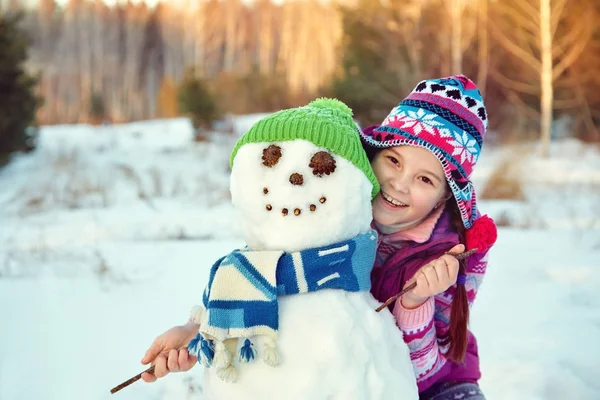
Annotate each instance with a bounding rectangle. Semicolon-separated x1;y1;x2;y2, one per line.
189;305;205;325
262;336;280;367
188;333;282;374
187;333;216;368
238;338;257;363
212;340;231;369
217;364;238;383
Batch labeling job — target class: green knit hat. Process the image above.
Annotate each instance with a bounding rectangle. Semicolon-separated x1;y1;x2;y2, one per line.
230;98;380;198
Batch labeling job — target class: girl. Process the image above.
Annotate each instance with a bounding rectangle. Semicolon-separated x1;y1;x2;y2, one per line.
140;75;497;400
359;75;497;399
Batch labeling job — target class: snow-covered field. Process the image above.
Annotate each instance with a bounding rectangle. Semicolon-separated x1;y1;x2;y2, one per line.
0;117;599;400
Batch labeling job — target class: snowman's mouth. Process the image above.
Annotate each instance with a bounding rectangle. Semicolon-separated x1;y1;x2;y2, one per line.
265;196;327;216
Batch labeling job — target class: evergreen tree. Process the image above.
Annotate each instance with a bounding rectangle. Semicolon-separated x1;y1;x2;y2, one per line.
330;0;443;126
178;69;218;132
0;12;41;161
89;93;107;125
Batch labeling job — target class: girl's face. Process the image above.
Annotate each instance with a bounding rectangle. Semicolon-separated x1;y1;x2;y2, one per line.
371;146;448;227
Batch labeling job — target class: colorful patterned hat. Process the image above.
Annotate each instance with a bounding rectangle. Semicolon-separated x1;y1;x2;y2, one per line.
360;75;487;229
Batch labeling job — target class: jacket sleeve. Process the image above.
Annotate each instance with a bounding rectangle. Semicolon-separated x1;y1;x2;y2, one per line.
392;251;489;384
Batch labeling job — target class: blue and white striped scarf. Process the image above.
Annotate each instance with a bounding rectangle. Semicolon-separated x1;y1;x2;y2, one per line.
191;230;377;364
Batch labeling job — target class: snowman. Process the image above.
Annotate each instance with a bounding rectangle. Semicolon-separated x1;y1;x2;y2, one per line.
188;99;418;399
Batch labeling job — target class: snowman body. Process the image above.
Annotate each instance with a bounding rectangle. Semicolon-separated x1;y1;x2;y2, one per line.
203;291;417;399
201;139;419;399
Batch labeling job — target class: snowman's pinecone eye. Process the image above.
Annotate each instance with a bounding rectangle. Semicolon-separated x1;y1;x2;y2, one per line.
310;151;336;177
262;145;282;167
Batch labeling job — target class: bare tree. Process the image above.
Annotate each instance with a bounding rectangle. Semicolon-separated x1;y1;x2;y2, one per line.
489;0;594;156
476;0;488;95
20;0;346;123
449;0;465;75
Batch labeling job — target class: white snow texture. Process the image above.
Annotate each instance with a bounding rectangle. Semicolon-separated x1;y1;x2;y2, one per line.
200;138;418;399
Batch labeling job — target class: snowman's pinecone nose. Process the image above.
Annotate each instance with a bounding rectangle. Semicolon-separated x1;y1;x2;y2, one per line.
289;173;304;186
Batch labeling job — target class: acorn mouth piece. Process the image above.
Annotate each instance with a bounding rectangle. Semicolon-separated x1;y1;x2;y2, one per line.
264;197;325;216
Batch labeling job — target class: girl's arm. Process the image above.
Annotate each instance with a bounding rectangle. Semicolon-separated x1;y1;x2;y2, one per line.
392;252;489;386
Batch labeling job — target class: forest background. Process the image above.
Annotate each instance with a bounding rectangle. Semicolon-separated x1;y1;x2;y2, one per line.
3;0;599;155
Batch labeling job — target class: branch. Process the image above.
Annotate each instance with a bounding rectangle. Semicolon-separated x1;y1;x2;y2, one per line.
110;366;154;394
520;25;539;58
490;69;539;95
505;89;541;119
553;16;593;80
375;249;478;312
551;0;568;38
553;10;590;59
554;69;595;87
513;0;540;22
553;98;580;109
495;4;539;35
460;9;479;53
568;67;600;140
489;18;541;70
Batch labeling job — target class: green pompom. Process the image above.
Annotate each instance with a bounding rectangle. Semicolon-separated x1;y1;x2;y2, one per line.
308;98;353;117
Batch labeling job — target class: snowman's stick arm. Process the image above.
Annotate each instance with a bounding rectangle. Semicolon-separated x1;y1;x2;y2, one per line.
110;365;155;394
374;248;478;313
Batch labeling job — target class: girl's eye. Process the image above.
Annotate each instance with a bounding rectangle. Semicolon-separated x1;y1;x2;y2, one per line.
387;156;399;165
419;176;433;185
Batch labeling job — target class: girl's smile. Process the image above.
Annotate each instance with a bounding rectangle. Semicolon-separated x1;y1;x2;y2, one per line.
371;145;448;228
380;191;408;207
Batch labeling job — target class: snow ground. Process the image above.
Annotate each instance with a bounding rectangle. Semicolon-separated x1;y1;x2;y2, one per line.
0;118;599;400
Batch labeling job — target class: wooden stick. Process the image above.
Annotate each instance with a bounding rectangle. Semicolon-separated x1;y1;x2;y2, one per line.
110;365;155;394
375;248;478;313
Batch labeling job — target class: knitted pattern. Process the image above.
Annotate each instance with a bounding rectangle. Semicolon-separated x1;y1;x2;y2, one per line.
392;255;488;391
420;382;485;400
230;98;380;198
191;230;377;366
360;75;487;229
370;208;490;392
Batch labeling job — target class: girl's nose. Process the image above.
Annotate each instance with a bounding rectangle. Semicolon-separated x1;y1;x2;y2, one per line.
390;173;409;193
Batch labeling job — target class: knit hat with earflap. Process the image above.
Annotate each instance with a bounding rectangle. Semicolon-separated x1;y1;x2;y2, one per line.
360;75;496;253
230;98;380;199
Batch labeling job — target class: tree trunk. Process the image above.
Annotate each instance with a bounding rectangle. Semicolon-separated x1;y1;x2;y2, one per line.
451;0;463;75
194;2;205;77
476;0;488;95
540;0;553;157
223;0;237;72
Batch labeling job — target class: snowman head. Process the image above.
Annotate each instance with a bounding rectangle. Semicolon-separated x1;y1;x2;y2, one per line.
229;99;380;252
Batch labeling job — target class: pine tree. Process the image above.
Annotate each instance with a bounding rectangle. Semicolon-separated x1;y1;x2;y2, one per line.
330;1;415;126
177;69;218;133
0;12;41;162
89;93;107;125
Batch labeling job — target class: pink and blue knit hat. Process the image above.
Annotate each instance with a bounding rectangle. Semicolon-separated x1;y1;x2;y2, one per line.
360;75;487;231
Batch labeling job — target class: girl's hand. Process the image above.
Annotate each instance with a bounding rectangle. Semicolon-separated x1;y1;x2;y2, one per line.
401;244;465;309
140;322;200;382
